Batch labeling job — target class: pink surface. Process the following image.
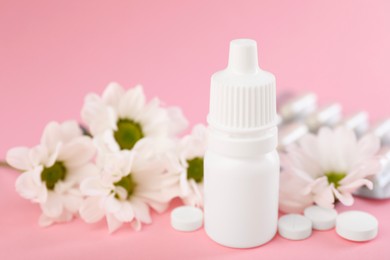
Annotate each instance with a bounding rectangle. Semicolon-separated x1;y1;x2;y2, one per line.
1;0;390;259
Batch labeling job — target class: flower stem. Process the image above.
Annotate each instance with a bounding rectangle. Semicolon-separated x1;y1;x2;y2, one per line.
79;124;92;137
0;161;13;170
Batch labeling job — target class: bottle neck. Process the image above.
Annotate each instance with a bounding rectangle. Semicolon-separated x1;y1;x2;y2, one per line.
207;126;278;158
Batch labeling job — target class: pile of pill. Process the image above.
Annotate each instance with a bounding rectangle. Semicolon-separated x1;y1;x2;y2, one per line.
278;206;378;242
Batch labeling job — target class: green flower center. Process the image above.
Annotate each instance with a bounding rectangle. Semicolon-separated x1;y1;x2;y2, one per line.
187;157;204;183
114;119;144;150
41;161;67;190
325;171;346;188
114;174;137;199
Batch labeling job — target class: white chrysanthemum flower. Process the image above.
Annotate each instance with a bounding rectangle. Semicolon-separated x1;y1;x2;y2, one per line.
81;82;188;153
79;147;178;233
6;121;97;226
176;124;207;208
279;126;381;213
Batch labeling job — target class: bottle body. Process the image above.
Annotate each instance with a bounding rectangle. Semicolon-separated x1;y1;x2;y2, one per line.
205;39;280;248
204;131;280;248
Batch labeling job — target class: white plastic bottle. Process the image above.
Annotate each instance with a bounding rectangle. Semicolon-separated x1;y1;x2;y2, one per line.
204;39;280;248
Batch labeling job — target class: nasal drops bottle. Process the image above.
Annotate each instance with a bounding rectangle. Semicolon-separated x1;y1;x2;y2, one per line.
204;39;280;248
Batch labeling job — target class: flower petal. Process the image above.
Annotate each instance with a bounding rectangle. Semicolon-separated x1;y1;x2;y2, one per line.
131;219;142;231
114;202;135;222
179;170;191;196
15;166;47;202
92;131;119;155
333;126;357;170
332;186;354;206
166;107;188;136
79;196;105;223
40;191;63;218
313;185;335;209
279;171;314;213
130;198;151;224
355;133;381;162
38;208;73;227
101;194;122;213
63;193;83;213
29;145;50;167
142;199;168;213
116;151;134;177
302;176;328;195
340;159;381;185
66;163;99;185
106;214;123;234
189;179;202;200
139;98;167;137
118;85;146;120
339;179;373;193
39;211;73;227
81;94;117;136
298;133;319;162
102;130;121;153
80;177;111;196
58;137;95;168
327;127;356;172
102;82;125;109
38;214;54;227
317;127;334;171
47;144;62;168
58;121;83;142
40;122;62;152
6;147;33;170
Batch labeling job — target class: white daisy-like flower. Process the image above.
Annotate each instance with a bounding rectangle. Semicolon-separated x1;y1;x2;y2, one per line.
6;121;97;226
176;124;207;208
79;146;179;233
81;82;188;154
279;126;381;213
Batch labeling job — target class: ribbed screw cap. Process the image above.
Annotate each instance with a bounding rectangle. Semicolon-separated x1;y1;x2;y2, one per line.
208;39;277;132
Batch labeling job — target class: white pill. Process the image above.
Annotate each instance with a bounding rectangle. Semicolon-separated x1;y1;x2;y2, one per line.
171;206;203;232
278;122;308;151
305;103;342;132
278;214;312;240
279;92;318;121
304;205;338;230
369;118;390;145
336;211;378;242
339;111;369;137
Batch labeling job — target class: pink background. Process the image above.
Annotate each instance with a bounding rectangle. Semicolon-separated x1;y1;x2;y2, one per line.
1;0;390;259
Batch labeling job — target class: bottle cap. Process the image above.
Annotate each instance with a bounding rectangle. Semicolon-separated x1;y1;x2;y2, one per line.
336;210;378;242
171;206;203;232
208;39;277;133
304;205;338;231
278;214;312;240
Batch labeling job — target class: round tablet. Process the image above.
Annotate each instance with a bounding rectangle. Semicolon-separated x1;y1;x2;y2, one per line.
336;211;378;242
304;205;338;230
171;206;203;232
278;214;312;240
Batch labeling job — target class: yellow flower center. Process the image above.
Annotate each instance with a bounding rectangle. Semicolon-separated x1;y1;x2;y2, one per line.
41;161;66;190
114;119;144;150
325;171;346;188
187;157;204;183
114;174;137;199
